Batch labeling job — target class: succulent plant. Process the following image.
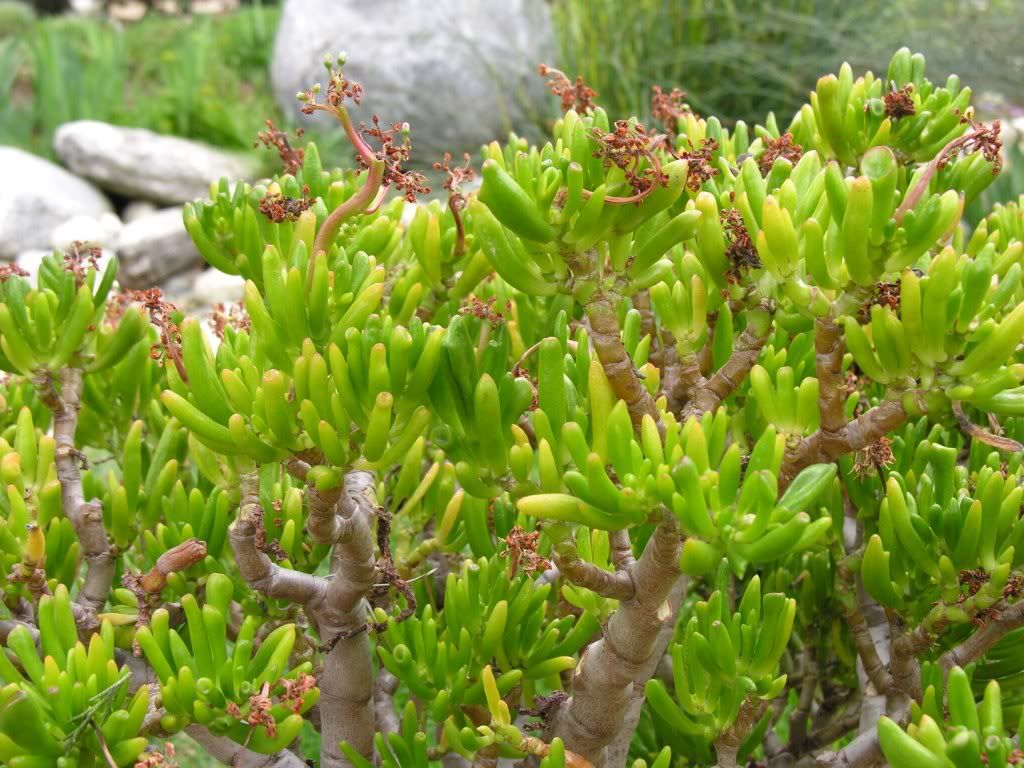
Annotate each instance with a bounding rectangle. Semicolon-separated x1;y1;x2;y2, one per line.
0;48;1022;768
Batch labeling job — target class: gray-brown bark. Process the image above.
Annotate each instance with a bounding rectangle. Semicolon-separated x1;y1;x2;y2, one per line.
603;576;687;768
185;725;308;768
546;514;682;767
38;368;114;630
230;468;378;768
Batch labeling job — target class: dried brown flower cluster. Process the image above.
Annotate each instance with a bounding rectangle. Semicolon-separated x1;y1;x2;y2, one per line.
937;113;1003;174
64;241;103;285
258;193;315;223
852;436;895;477
460;296;508;326
503;525;551;578
721;208;760;280
591;120;668;198
359;116;431;202
883;85;916;119
434;151;476;193
538;64;598;113
132;288;185;380
0;263;29;282
758;133;803;175
134;743;177;768
209;301;251;340
254;119;305;175
675;137;721;191
650;85;689;134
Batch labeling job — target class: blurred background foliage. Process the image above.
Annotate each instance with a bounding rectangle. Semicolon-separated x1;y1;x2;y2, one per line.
552;0;1024;127
0;1;282;159
2;0;1022;164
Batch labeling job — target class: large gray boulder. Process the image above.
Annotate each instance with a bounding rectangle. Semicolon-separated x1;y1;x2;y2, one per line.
270;0;554;167
0;147;113;260
54;121;259;204
116;207;203;289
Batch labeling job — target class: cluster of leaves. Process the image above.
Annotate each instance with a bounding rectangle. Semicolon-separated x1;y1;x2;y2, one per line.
1;47;1024;768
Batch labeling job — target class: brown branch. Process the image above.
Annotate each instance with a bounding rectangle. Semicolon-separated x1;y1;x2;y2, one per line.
566;248;661;434
38;369;114;620
605;576;687;767
807;705;862;752
788;644;818;754
680;307;771;421
230;469;378;768
585;287;662;432
952;401;1023;453
842;599;893;695
815;726;885;768
664;346;705;415
546;512;682;764
316;470;378;768
374;669;401;736
608;530;636;571
553;539;636;601
938;600;1024;672
185;724;307;768
138;539;207;593
715;698;769;768
780;400;907;489
815;316;847;435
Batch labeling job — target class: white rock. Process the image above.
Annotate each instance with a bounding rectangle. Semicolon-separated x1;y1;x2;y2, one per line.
270;0;554;166
193;269;245;306
116;207;203;289
121;201;158;224
98;212;123;242
0;147;112;260
69;0;104;14
50;215;108;251
54;121;259;205
14;250;50;284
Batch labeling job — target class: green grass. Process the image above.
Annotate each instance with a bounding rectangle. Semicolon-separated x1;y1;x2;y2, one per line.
552;0;1024;128
0;4;283;160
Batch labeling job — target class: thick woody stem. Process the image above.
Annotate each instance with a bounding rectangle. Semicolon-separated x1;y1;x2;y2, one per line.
374;669;401;735
608;530;635;571
604;576;686;768
815;726;885;768
318;470;378;768
553;539;635;601
780;301;910;489
185;725;307;768
815;316;847;435
40;369;114;617
780;400;907;488
939;600;1024;672
680;308;771;421
232;472;324;603
585;288;661;432
231;469;378;768
632;290;659;366
788;644;818;753
667;349;705;414
843;599;893;695
547;513;682;766
715;699;769;768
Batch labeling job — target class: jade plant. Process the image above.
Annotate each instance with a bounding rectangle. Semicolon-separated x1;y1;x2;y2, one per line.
0;48;1023;768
